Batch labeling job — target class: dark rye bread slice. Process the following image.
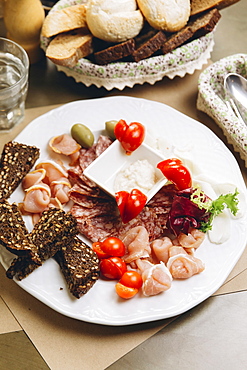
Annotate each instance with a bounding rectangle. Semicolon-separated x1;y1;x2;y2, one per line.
0;200;41;264
54;236;100;298
161;8;221;55
189;8;222;40
131;24;167;62
93;38;135;65
0;141;40;200
30;208;78;261
161;25;193;55
6;208;78;280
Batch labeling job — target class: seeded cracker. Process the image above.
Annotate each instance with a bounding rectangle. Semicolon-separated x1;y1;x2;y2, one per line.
0;199;41;264
6;208;78;280
54;236;100;298
0;141;40;200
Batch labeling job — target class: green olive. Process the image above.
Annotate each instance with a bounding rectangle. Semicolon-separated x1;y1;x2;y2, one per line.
71;123;94;148
105;120;118;140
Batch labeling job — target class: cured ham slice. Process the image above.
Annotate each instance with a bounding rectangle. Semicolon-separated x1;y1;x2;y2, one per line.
50;177;71;204
136;259;172;296
121;226;151;264
167;246;205;279
22;169;46;190
49;133;81;156
36;161;68;183
49;133;81;165
23;183;51;213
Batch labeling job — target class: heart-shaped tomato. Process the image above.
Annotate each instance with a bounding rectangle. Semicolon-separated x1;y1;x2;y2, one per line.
114;119;145;155
115;189;147;223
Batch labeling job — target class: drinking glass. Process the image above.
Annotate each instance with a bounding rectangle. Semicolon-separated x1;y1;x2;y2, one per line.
0;37;29;130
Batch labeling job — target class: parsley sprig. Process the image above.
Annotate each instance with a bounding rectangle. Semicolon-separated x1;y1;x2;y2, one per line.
191;187;239;233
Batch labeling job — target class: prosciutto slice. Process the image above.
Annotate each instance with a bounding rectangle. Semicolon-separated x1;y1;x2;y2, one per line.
136;259;172;296
22;169;46;190
50;177;71;204
151;236;173;264
23;184;51;213
167;246;205;279
121;226;151;264
177;229;205;251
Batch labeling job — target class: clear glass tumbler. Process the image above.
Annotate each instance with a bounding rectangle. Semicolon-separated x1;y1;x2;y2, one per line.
0;37;29;130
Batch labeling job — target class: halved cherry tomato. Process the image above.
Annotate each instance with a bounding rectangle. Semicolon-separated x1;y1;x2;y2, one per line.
119;271;143;289
101;237;125;257
114;119;145;155
115;282;139;299
92;242;110;259
115;189;147;224
157;158;192;190
100;257;127;280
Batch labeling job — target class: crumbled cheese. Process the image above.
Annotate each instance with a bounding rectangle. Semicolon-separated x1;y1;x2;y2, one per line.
114;159;156;195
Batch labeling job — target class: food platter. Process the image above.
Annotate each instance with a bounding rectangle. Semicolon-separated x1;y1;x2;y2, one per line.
40;0;215;90
0;96;246;326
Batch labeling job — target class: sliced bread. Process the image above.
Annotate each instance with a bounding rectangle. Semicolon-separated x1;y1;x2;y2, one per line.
6;208;78;280
0;200;41;265
161;8;221;55
131;25;167;62
190;0;240;16
161;25;193;55
54;236;100;298
0;141;40;200
46;29;94;68
41;4;88;38
189;8;222;39
94;38;135;65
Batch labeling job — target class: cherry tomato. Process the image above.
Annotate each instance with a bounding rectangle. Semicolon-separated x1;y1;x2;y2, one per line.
119;271;143;289
100;237;125;257
157;158;192;190
115;282;139;299
100;257;127;280
115;189;147;224
114;119;145;155
92;242;110;259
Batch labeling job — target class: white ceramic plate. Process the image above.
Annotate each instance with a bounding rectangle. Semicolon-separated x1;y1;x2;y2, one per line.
40;0;215;90
0;96;246;326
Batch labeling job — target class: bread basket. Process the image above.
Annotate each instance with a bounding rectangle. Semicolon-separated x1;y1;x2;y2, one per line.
40;0;215;90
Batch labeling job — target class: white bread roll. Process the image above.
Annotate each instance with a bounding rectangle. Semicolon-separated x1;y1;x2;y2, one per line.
86;0;144;43
136;0;191;32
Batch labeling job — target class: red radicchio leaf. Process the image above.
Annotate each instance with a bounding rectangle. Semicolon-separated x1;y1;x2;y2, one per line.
167;188;210;236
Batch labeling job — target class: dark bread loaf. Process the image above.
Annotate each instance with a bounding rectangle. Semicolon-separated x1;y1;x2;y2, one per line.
55;236;100;298
0;141;40;200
